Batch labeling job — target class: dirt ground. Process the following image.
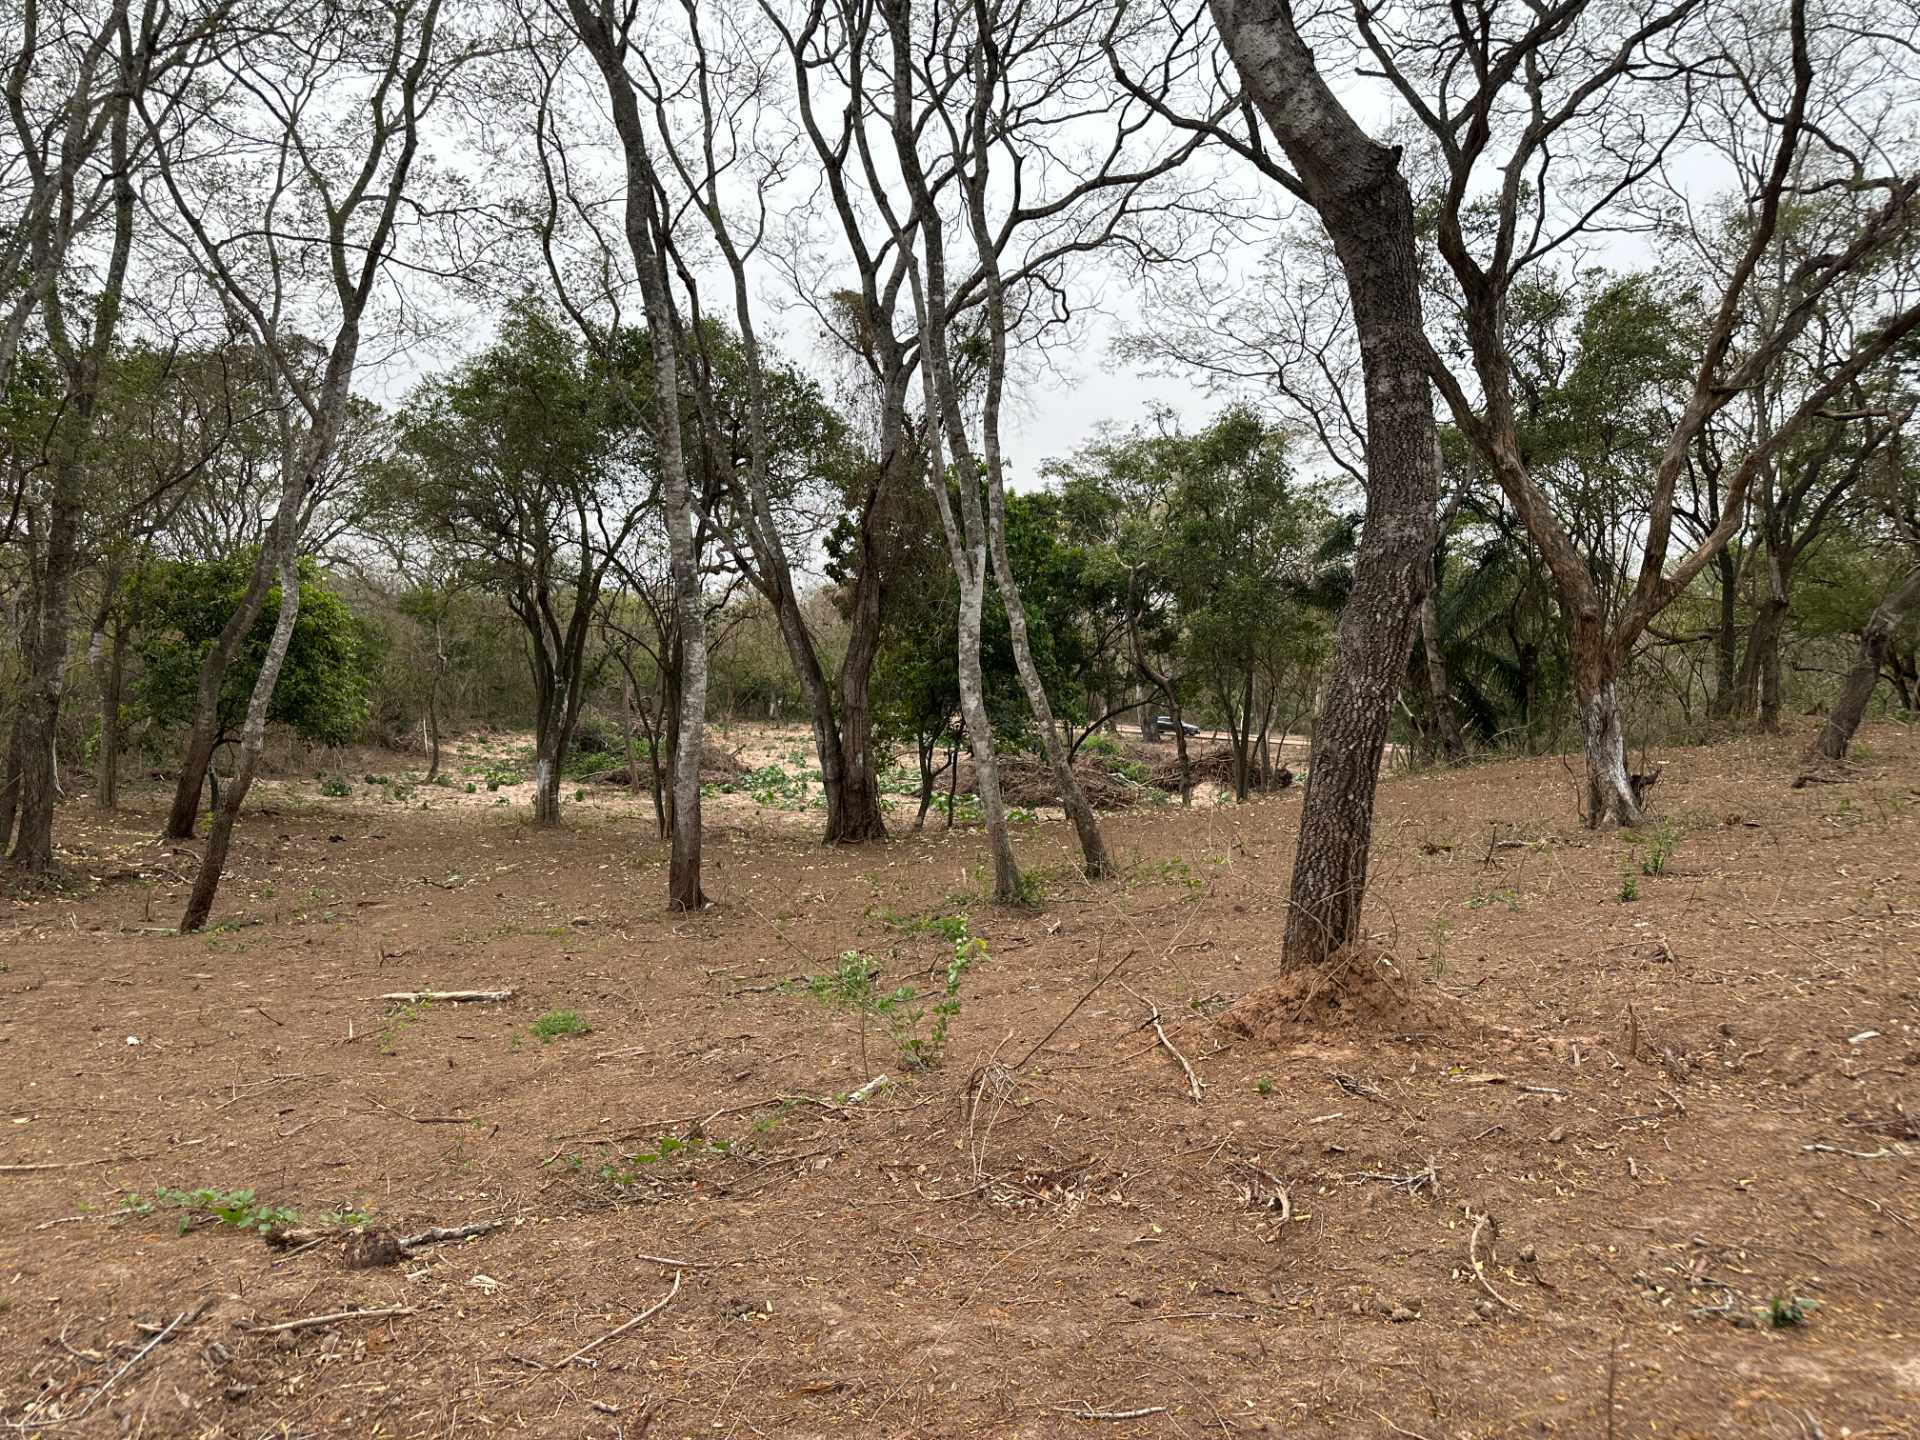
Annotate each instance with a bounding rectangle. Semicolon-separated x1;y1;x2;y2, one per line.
2;722;1917;1438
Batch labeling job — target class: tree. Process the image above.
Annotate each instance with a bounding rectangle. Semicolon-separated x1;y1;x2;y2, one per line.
139;0;473;929
1119;0;1443;970
394;298;648;828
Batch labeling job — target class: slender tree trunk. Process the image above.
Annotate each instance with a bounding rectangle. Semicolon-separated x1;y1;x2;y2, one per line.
95;616;128;810
621;680;642;799
165;550;276;839
1417;567;1465;761
1807;565;1920;764
181;547;301;932
984;509;1114;876
1708;549;1740;720
0;712;21;854
914;734;936;830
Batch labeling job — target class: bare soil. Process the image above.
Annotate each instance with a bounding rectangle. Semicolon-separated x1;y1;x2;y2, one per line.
3;723;1918;1438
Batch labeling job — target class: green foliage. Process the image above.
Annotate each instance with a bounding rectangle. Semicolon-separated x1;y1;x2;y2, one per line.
128;554;373;748
529;1009;589;1042
581;1134;734;1189
1617;855;1640;903
319;775;351;798
1254;1075;1275;1097
124;1186;302;1237
1768;1294;1818;1328
795;925;985;1071
1636;818;1681;875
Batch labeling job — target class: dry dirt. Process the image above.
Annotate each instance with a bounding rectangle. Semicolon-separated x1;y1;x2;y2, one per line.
2;723;1917;1439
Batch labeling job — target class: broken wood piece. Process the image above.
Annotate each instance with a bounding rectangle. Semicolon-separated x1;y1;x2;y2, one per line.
1056;1401;1169;1421
236;1306;414;1335
376;989;512;1004
400;1219;507;1249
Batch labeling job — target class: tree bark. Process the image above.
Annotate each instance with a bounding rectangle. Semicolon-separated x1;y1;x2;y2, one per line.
163;548;277;839
1708;548;1740;720
1417;563;1464;761
1212;0;1441;971
181;545;301;932
7;481;81;874
1807;564;1920;764
94;613;128;810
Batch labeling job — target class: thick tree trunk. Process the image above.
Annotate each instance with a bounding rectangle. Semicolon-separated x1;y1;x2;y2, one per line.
831;519;891;844
181;548;301;932
7;483;81;875
1212;0;1441;971
1807;565;1920;764
1578;683;1643;828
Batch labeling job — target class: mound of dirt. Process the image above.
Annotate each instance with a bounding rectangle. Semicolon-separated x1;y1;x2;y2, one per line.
1217;949;1463;1043
584;742;748;788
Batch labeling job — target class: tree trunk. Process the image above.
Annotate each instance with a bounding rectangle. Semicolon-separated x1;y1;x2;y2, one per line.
164;549;277;839
1577;669;1644;828
7;481;81;875
1212;0;1442;971
828;504;891;844
95;616;128;810
181;548;302;932
1417;570;1465;761
1708;548;1740;720
914;734;937;830
1807;564;1920;764
621;680;641;799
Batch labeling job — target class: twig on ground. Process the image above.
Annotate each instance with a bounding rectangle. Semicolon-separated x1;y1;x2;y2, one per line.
375;989;512;1003
1122;983;1203;1102
236;1306;414;1335
1350;1163;1437;1196
1466;1209;1526;1315
1803;1142;1900;1159
557;1270;682;1368
1011;947;1135;1072
2;1153;155;1174
1055;1401;1169;1421
366;1095;473;1126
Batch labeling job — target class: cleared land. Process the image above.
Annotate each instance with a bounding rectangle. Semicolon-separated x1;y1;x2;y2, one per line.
2;724;1917;1437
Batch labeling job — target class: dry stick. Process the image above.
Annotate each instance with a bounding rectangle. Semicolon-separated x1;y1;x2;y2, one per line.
400;1220;505;1249
1149;1005;1204;1103
1803;1142;1900;1159
1466;1210;1526;1315
375;989;512;1003
366;1095;473;1126
1056;1402;1169;1422
557;1270;682;1368
2;1153;155;1174
1010;947;1136;1073
237;1306;414;1335
43;1298;213;1429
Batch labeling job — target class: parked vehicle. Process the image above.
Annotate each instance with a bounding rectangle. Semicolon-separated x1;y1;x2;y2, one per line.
1153;715;1200;739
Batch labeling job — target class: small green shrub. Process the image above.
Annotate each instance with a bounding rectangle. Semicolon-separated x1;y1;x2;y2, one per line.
1768;1294;1818;1328
1638;818;1680;875
529;1009;589;1042
1254;1075;1274;1096
319;775;351;798
1618;853;1640;903
124;1186;301;1237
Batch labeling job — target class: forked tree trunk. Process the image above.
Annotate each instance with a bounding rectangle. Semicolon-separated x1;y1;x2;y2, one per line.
181;548;301;932
1212;0;1441;971
1807;564;1920;764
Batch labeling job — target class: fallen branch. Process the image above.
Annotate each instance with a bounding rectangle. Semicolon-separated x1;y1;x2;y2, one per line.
400;1219;506;1249
46;1298;213;1428
1056;1401;1169;1422
1466;1209;1525;1315
1803;1142;1901;1160
2;1153;155;1174
376;989;512;1004
557;1270;681;1367
236;1306;415;1334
